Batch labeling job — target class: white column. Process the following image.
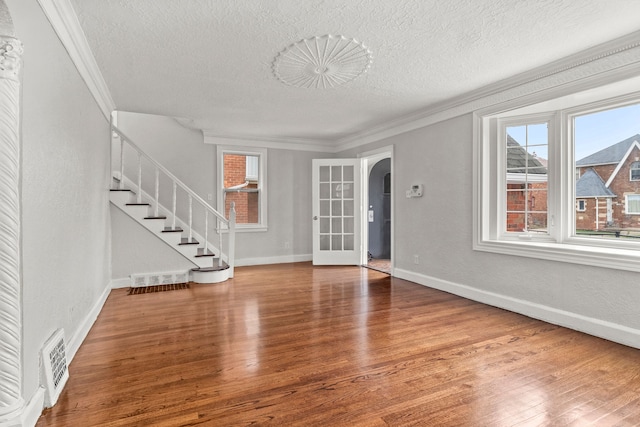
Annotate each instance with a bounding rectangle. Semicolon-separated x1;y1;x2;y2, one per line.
0;7;25;422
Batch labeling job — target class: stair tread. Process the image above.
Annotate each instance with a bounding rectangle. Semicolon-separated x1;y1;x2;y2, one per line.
192;265;229;272
162;227;183;233
110;189;131;192
195;253;216;258
144;216;167;220
126;203;150;206
179;238;199;245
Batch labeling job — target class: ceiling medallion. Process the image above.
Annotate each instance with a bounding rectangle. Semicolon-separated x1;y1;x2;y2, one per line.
273;35;373;89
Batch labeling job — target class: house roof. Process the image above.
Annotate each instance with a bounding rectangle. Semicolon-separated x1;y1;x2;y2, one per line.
506;135;547;174
576;168;616;198
576;134;640;166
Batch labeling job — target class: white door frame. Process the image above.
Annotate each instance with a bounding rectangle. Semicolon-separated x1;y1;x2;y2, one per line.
358;145;394;274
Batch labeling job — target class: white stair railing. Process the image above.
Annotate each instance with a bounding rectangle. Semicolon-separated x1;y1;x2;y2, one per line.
111;124;235;278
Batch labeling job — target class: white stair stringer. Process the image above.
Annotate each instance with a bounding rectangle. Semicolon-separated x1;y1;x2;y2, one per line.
109;188;229;284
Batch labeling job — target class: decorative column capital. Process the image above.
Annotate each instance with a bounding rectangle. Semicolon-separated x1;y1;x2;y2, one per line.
0;36;23;82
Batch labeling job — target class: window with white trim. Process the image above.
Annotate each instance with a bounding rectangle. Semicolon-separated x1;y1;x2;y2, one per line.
630;162;640;181
475;81;640;272
217;146;267;231
626;194;640;215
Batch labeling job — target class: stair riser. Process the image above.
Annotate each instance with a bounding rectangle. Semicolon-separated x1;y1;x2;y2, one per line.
192;269;229;284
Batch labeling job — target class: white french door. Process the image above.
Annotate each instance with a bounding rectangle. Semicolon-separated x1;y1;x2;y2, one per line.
312;159;361;265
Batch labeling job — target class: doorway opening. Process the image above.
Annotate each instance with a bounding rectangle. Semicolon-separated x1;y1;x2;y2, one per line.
361;147;393;274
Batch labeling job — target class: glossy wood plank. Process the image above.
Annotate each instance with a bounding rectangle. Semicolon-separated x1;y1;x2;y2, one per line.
36;263;640;426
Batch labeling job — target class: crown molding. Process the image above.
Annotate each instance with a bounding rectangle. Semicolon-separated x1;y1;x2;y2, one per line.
203;131;337;153
336;29;640;153
37;0;115;120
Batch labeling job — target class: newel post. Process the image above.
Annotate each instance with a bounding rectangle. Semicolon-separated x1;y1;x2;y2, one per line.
0;0;25;423
228;202;236;278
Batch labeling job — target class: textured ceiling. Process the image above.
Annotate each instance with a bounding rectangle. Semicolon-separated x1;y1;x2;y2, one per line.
69;0;640;145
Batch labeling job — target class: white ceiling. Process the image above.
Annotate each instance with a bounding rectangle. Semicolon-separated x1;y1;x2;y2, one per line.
69;0;640;147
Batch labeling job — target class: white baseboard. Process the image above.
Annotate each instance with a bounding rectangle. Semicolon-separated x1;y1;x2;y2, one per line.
235;254;312;267
67;283;111;361
395;268;640;349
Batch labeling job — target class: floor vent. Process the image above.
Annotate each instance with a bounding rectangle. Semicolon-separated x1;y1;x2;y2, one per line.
128;283;190;295
41;329;69;408
130;270;190;288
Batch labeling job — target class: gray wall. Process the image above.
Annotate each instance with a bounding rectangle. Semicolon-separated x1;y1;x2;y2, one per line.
341;114;640;343
9;0;112;402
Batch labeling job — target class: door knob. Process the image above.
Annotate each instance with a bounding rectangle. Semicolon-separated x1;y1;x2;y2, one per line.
313;216;318;220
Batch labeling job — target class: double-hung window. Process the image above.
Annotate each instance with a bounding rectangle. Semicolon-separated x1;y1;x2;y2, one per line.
475;79;640;272
217;146;267;231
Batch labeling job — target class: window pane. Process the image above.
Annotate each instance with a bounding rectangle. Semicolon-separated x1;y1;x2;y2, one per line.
223;153;261;224
574;102;640;238
505;124;549;234
331;218;342;233
627;195;640;214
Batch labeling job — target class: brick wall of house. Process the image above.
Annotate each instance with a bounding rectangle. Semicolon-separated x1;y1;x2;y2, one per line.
575;198;611;230
577;146;640;230
506;182;548;232
223;154;259;224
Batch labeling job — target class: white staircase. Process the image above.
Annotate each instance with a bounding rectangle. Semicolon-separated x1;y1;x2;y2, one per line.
109;125;235;284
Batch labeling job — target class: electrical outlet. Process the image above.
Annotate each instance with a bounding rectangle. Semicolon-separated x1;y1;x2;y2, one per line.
413;254;419;264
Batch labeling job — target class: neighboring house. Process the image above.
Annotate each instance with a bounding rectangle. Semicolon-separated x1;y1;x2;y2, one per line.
506;135;548;232
576;134;640;232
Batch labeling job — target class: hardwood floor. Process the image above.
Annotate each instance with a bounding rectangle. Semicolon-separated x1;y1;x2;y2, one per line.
36;263;640;426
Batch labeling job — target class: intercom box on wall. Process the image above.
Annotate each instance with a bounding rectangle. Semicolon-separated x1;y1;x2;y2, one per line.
406;184;423;198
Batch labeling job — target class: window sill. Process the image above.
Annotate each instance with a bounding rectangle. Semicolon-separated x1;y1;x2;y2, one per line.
474;238;640;273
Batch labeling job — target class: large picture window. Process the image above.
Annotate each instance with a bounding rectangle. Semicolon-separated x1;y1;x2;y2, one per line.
475;82;640;272
217;146;267;231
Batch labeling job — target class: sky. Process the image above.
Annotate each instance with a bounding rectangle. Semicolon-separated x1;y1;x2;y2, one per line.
507;103;640;162
574;103;640;161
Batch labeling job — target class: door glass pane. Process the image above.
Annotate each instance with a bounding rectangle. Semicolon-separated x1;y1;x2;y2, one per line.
344;235;354;251
343;166;354;181
331;166;342;181
332;200;342;216
320;235;330;251
319;166;330;182
342;183;353;199
320;200;330;216
332;218;342;233
331;235;342;250
320;218;330;233
320;183;330;199
344;217;354;233
343;200;354;216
